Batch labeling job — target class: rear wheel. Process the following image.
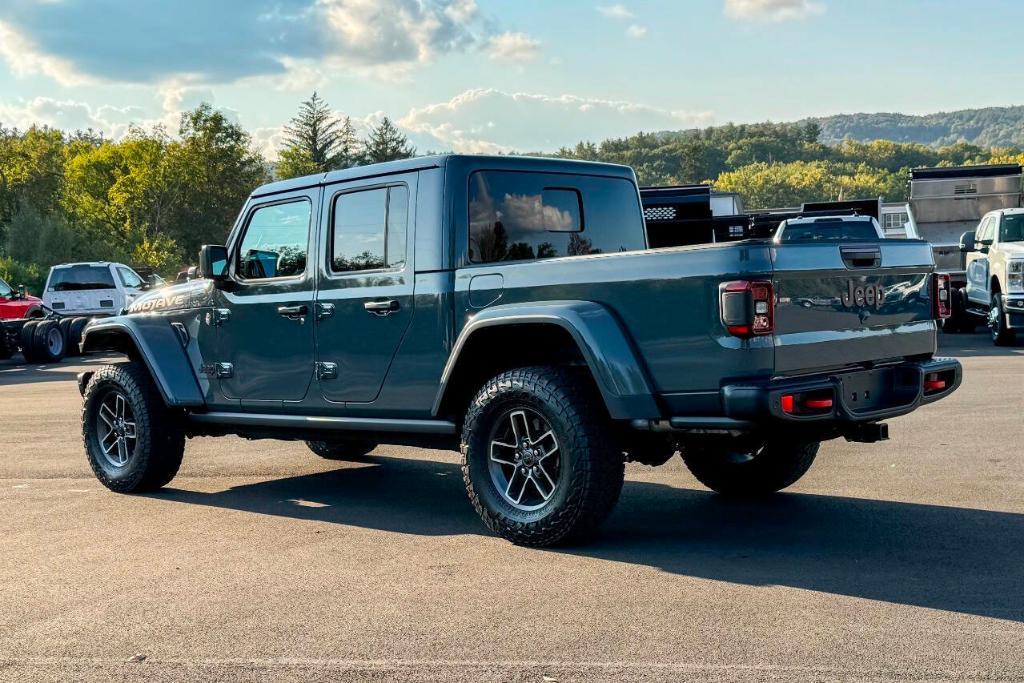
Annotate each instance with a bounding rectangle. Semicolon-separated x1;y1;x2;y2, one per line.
682;437;820;497
30;320;65;363
306;439;377;461
67;317;89;356
461;366;624;547
989;294;1016;346
18;320;39;362
82;362;184;492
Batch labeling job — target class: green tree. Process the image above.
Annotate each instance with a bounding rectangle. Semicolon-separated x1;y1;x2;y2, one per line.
167;104;268;259
362;116;415;164
277;92;357;179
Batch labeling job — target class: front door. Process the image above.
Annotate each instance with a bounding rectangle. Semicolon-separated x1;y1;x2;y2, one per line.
966;215;994;305
219;191;319;403
315;175;416;403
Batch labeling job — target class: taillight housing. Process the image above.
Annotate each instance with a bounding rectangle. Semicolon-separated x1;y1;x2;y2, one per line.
721;280;774;338
932;272;951;320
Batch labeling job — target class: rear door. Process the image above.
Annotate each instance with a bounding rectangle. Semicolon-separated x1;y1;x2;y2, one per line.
314;173;416;404
771;240;937;375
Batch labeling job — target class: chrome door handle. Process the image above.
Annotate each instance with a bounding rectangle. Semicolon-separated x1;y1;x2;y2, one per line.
364;300;399;316
277;304;308;321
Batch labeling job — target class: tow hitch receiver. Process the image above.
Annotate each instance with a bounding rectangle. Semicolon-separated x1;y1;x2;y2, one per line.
844;422;889;443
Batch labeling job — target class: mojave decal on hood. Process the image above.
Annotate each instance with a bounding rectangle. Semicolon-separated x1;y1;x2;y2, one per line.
125;279;214;314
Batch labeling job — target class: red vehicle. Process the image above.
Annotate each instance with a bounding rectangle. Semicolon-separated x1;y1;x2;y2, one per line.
0;276;88;363
0;277;44;320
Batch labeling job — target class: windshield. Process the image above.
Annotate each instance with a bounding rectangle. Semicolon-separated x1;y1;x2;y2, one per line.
1000;214;1024;243
48;265;117;291
778;220;879;242
0;277;11;298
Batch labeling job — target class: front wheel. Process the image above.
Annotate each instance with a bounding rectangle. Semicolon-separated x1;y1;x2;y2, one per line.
461;366;624;547
682;437;820;497
82;362;185;493
989;294;1016;346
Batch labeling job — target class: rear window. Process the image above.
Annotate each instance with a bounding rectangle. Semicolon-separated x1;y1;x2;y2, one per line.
778;220;879;242
48;266;116;291
468;171;645;263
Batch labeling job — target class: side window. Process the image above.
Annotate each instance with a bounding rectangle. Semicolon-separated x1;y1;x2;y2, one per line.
117;267;143;288
331;185;409;273
468;171;645;264
978;216;994;243
236;200;312;280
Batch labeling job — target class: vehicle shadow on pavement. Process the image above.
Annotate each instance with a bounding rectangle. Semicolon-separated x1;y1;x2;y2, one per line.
155;455;1024;623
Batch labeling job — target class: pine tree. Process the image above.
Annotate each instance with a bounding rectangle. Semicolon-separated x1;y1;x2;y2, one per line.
362;117;416;164
277;92;357;179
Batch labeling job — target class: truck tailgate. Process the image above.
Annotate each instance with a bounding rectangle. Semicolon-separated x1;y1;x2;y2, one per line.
771;240;937;375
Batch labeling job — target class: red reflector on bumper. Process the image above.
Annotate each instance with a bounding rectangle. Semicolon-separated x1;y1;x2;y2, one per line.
924;379;946;391
804;398;834;410
781;395;794;414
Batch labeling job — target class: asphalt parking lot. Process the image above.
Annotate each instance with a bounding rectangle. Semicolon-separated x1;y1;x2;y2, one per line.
1;333;1022;682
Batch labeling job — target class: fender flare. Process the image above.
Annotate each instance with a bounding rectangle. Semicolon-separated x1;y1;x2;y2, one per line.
81;317;205;408
433;300;660;420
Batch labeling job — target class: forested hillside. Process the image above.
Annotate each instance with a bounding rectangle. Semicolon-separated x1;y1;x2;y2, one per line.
810;106;1024;148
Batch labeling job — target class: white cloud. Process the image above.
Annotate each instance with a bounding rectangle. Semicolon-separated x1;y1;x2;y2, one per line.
0;97;145;136
0;21;88;86
597;4;634;20
399;88;713;153
486;32;542;63
626;24;648;39
0;0;490;85
724;0;825;22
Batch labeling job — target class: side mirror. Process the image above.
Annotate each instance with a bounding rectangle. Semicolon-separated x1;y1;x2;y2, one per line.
199;245;229;283
17;284;27;299
959;231;976;253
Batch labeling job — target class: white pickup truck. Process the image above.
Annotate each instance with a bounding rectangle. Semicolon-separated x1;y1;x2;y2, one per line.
42;262;148;317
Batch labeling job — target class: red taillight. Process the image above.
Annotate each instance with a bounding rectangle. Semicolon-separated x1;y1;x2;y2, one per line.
804;398;834;410
924;372;947;392
933;272;951;320
721;280;774;338
780;391;834;415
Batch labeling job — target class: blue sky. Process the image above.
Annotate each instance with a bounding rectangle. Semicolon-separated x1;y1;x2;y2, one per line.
0;0;1021;156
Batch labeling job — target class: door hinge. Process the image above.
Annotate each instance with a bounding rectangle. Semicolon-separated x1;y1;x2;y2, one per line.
201;362;234;378
316;302;336;321
207;308;231;326
315;361;338;380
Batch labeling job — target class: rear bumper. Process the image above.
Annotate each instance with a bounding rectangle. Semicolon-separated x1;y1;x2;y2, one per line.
638;357;961;433
720;357;961;425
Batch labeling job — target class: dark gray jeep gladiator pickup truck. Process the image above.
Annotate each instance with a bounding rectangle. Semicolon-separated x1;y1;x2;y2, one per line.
77;154;961;546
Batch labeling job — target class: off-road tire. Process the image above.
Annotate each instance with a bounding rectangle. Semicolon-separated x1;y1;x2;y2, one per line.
82;362;185;493
682;438;820;497
306;439;377;460
28;320;65;363
990;294;1016;346
461;366;624;547
67;317;89;355
18;320;39;362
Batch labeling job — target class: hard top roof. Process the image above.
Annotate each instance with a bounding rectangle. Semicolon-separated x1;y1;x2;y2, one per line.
253;154;635;197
